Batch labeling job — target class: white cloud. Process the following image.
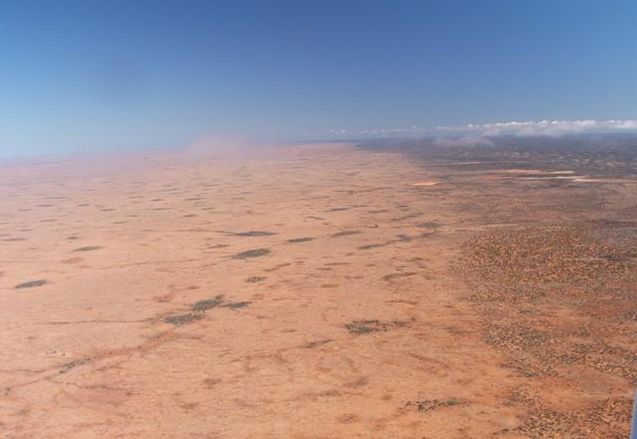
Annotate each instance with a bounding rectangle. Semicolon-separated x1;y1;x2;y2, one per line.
315;119;637;138
435;119;637;136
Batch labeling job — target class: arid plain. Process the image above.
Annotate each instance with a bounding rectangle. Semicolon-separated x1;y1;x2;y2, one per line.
1;141;635;438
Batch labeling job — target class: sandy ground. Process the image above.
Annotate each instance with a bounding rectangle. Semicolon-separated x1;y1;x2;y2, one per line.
1;143;635;438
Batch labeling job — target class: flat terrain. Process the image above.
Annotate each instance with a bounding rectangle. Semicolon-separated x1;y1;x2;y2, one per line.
1;141;635;438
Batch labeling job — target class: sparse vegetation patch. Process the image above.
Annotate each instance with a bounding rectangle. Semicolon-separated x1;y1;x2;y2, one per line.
72;246;102;252
246;276;266;283
345;319;409;334
222;231;276;237
15;279;47;289
223;301;251;309
164;313;203;326
405;398;463;413
192;295;224;311
233;248;271;259
287;237;315;243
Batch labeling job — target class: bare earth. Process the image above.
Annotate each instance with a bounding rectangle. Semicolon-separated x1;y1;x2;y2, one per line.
1;143;635;438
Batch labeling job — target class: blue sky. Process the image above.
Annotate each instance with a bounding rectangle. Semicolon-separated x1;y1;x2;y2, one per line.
2;0;636;156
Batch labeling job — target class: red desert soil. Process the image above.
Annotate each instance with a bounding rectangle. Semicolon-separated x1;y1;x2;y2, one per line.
1;144;634;438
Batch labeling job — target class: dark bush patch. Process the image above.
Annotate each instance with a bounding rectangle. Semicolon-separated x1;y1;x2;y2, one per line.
233;248;271;259
222;231;276;237
59;357;92;374
382;272;417;281
331;230;360;238
346;320;382;334
15;279;47;289
358;243;386;250
405;398;463;413
246;276;266;283
223;301;251;309
192;295;224;311
287;237;315;243
304;339;333;349
164;313;203;326
345;319;409;334
72;246;102;252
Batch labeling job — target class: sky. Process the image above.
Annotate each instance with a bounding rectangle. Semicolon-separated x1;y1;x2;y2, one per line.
2;0;637;156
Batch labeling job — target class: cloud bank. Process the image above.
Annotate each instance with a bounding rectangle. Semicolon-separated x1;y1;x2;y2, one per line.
317;119;637;138
435;119;637;136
